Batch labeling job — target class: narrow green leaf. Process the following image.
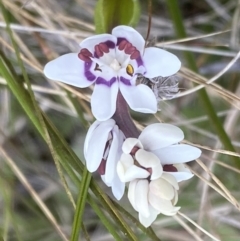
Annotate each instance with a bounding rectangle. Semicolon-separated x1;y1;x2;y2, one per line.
94;0;140;33
90;182;139;241
70;168;91;241
87;195;122;241
113;201;162;241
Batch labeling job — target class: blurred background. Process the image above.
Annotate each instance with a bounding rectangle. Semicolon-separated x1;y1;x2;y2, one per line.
0;0;240;240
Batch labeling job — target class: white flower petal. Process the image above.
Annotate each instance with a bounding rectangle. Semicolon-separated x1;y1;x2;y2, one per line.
117;154;134;182
166;171;194;182
84;119;115;156
91;81;118;121
139;123;184;151
112;25;145;54
135;149;160;167
174;163;191;172
117;130;125;158
128;180;138;211
122;138;143;154
161;206;180;216
124;165;150;182
149;191;175;213
84;120;101;156
117;153;133;182
119;153;134;169
135;180;150;218
161;173;179;190
143;47;181;78
150;178;175;200
85;121;115;172
154;144;201;165
173;163;189;173
139;205;159;227
105;126;119;184
44;53;96;87
151;164;163;180
172;189;178;205
101;175;110;187
101;171;125;200
111;175;125;200
80;34;117;54
120;83;157;114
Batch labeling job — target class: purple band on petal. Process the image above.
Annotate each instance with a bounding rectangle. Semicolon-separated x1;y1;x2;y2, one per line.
96;76;117;87
119;76;131;86
84;62;96;81
136;56;144;67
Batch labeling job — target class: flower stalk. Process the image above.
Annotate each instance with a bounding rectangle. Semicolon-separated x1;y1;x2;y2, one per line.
112;91;140;138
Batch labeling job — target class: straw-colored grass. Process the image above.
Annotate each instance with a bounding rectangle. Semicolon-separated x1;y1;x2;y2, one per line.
0;0;239;240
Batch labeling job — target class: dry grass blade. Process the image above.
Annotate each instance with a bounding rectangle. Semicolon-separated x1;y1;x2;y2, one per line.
173;215;204;241
177;212;220;241
1;0;240;240
196;159;240;210
0;147;69;241
175;49;240;99
183;141;240;158
158;29;231;46
187;165;234;204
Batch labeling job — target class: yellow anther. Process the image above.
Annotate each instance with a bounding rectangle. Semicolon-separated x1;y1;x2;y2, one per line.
126;64;134;76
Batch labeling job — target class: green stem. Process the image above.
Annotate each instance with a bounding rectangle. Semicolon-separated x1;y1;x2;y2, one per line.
70;168;91;241
166;0;240;167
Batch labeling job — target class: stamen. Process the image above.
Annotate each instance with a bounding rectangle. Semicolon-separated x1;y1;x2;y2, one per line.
130;50;140;59
126;64;134;76
118;39;128;50
125;43;135;54
99;43;109;53
95;45;104;57
78;48;93;62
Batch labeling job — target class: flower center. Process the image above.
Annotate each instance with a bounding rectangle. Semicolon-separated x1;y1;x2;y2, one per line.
110;58;121;71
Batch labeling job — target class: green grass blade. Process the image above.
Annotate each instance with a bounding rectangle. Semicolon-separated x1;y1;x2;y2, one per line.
70;168;91;241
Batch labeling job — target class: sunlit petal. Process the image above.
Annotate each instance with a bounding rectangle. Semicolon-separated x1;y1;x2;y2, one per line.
143;47;181;78
139;123;184;151
44;53;96;87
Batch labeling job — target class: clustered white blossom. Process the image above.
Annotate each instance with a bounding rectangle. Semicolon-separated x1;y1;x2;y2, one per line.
44;25;201;227
117;123;201;227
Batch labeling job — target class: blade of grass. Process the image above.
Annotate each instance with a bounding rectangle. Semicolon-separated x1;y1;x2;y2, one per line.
113;200;162;241
1;0;77;215
0;147;69;241
82;223;91;241
165;0;240;168
70;168;91;241
87;195;123;241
